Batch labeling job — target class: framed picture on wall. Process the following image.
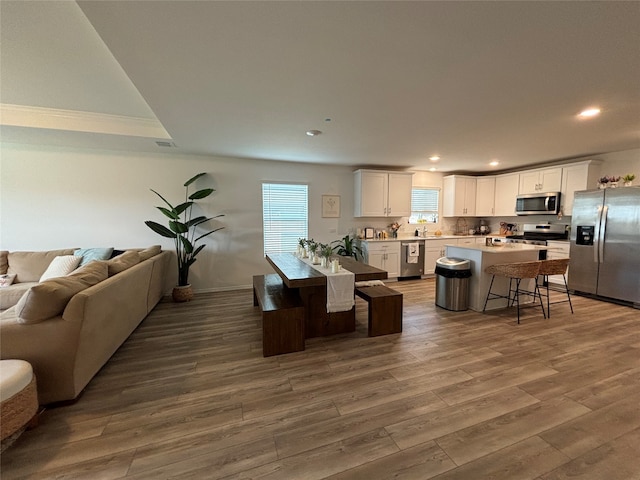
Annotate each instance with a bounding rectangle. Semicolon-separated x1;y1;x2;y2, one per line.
322;195;340;218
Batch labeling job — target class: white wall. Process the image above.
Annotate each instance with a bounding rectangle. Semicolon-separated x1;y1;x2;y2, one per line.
2;144;637;291
0;143;364;292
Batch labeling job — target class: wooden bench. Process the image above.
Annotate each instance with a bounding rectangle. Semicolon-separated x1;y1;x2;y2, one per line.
253;274;305;357
355;285;403;337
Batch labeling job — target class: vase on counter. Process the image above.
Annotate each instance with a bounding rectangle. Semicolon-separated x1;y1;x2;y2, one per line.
624;181;633;187
391;230;398;238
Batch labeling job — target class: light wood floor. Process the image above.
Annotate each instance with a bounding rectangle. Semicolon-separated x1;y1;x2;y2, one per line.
2;279;640;479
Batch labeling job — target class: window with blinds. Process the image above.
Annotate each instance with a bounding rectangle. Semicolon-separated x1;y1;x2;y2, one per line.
410;187;440;223
262;183;308;255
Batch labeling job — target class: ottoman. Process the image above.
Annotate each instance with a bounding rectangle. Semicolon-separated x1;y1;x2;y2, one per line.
1;360;38;442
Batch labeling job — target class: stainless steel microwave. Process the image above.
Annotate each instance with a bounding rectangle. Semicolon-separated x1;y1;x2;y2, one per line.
515;192;561;215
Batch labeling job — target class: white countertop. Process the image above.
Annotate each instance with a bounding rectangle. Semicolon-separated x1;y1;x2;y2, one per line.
363;235;480;242
448;243;548;253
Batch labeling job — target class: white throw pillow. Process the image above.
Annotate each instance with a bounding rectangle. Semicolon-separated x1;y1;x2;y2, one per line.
39;255;82;282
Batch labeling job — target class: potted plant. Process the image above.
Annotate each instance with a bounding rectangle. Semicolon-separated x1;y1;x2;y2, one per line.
319;243;333;268
598;176;610;189
307;240;320;264
332;234;363;261
609;175;621;188
623;173;635;186
145;173;224;302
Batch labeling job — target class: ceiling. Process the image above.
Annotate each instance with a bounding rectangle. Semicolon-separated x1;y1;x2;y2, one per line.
1;1;639;173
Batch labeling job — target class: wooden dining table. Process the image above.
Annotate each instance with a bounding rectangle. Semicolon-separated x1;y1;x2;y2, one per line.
265;253;388;338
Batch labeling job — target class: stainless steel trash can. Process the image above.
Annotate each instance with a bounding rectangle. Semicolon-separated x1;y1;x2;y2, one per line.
435;257;471;311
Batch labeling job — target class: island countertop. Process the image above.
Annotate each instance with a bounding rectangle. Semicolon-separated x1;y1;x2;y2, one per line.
445;243;545;312
450;243;548;254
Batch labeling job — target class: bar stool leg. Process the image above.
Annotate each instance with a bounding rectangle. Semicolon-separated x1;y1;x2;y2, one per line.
483;275;496;312
563;274;574;313
515;278;521;324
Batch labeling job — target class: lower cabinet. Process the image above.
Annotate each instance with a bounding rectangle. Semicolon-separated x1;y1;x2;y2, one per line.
424;239;450;274
363;241;400;278
546;241;570;285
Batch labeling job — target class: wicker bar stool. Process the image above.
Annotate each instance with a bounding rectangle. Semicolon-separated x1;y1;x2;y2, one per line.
483;261;545;324
537;258;573;318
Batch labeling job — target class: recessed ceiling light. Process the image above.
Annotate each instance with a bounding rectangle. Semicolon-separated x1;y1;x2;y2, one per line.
489;160;500;167
306;129;322;136
429;156;440;162
429;167;437;172
578;107;601;118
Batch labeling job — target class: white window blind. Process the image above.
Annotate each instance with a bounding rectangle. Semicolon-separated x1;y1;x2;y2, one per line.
410;187;439;223
262;183;308;255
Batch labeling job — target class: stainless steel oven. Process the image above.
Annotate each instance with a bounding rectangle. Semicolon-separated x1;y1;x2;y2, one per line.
504;223;568;260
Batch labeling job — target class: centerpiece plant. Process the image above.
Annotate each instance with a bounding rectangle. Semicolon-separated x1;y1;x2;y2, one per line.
332;234;363;261
145;173;224;300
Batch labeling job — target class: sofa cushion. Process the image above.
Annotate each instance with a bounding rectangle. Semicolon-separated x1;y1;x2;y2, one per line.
0;251;8;275
138;245;162;261
7;249;76;283
15;261;108;324
39;255;82;282
106;251;140;276
0;282;36;310
74;247;114;267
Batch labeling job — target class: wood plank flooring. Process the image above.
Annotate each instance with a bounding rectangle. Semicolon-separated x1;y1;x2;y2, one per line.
2;279;640;479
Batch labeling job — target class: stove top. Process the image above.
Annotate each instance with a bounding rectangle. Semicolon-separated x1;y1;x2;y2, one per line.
507;224;568;245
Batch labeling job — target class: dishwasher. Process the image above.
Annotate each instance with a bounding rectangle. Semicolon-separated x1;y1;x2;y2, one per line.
400;241;425;278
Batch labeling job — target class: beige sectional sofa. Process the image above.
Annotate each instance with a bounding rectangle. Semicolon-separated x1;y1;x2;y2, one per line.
0;247;171;405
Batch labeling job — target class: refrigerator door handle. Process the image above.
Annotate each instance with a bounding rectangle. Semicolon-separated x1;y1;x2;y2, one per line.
599;205;608;263
593;205;603;263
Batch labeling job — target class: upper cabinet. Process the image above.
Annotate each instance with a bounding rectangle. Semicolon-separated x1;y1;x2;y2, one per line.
354;170;413;217
560;160;602;216
518;167;562;194
443;175;476;217
494;173;520;216
475;176;496;216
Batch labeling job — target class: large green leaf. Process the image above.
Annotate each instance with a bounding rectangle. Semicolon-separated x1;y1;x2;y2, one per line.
194;226;224;243
169;221;189;234
184;173;206;187
186;215;208;228
150;189;174;210
191;244;206;258
174;201;193;216
145;221;176;238
180;236;194;254
156;206;179;220
189;188;214;200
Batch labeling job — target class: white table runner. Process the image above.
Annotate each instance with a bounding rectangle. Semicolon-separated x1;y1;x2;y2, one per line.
298;256;355;313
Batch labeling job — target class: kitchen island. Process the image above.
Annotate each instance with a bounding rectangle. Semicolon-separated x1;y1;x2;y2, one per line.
445;243;548;312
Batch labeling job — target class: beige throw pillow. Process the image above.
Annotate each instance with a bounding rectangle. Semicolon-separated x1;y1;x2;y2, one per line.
106;250;140;276
138;245;162;261
15;261;108;324
39;255;82;282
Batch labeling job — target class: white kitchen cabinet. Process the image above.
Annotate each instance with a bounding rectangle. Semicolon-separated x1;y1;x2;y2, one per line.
354;170;413;217
424;239;450;274
475;176;496;216
493;173;520;216
519;167;562;194
560;160;602;216
443;175;477;217
545;241;570;285
363;241;400;278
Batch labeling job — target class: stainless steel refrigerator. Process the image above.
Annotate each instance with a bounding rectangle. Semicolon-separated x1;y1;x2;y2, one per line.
569;186;640;306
